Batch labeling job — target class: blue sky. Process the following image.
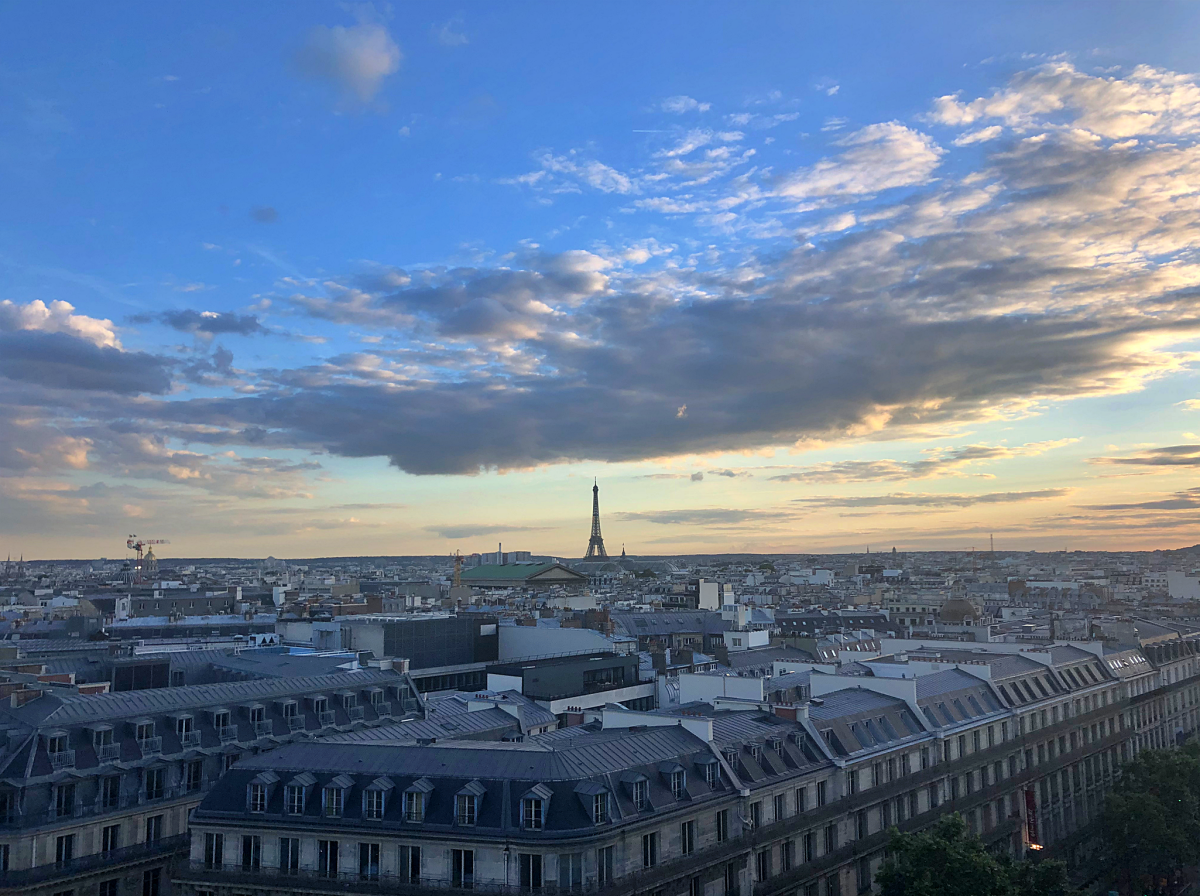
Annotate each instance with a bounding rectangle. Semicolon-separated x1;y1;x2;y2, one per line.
4;2;1200;559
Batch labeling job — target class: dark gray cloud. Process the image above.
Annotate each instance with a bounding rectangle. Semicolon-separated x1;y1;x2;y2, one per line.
160;310;266;337
251;206;278;223
1088;487;1200;512
0;331;171;394
793;488;1071;510
1090;445;1200;467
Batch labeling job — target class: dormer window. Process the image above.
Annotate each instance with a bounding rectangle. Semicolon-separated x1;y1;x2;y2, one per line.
700;758;720;786
769;737;783;753
324;775;353;818
249;783;267;812
324;786;343;817
521;783;552;829
670;770;686;799
593;792;609;824
404;778;433;823
456;780;485;826
286;785;305;814
456;793;477;825
47;734;67;754
363;777;393;820
136;721;155;742
633;779;648;811
248;706;265;724
749;744;763;762
522;797;544;830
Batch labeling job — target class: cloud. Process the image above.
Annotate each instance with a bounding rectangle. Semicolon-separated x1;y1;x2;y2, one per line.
690;471;704;481
771;441;1079;483
294;22;401;104
929;63;1200;138
1089;445;1200;467
159;310;267;338
793;488;1071;509
0;299;119;348
251;206;278;223
777;122;944;201
615;508;793;526
425;523;546;539
953;125;1003;146
504;150;637;195
433;15;468;47
662;96;711;114
0;331;170;394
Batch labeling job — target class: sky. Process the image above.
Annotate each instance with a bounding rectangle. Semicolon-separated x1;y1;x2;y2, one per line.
3;2;1200;560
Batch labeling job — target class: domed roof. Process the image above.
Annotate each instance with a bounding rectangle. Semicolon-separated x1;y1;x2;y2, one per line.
940;596;982;623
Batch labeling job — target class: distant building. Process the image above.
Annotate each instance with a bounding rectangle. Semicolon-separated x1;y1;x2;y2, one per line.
460;563;587;591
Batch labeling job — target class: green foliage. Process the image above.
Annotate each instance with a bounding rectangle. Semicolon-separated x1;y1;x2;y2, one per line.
877;814;1076;896
1102;742;1200;880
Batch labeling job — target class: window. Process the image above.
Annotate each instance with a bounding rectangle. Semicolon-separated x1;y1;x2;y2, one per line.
452;848;474;889
56;834;75;865
102;824;120;854
633;779;649;810
317;840;339;878
55;783;75;819
750;801;762;828
203;833;223;869
856;810;868;840
691;876;703;896
774;793;786;821
185;760;203;793
756;849;771;881
136;722;154;742
857;857;872;895
796;786;807;812
324;786;344;817
223;753;240;772
399;845;422;883
716;808;729;842
359;843;380;881
803;832;815;862
99;879;118;896
144;768;163;801
671;769;686;799
366;789;386;821
404;791;425;822
703;761;719;786
725;862;740;896
142;869;160;896
248;783;266;813
522;797;544;830
592;792;609;824
101;776;120;810
559;853;583;891
520;853;543;890
642;831;659;868
781;839;794;872
928;782;939;809
682;819;696;855
241;835;261;870
826;874;842;896
824;823;838;853
598;846;614;886
279;838;299;874
145;815;162;844
817;780;827;806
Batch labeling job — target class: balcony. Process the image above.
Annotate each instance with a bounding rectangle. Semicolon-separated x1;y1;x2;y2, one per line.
287;715;306;731
347;706;365;722
318;711;336;728
372;701;392;717
253;720;273;738
0;834;188;887
180;731;201;749
97;743;121;763
137;736;162;757
49;749;76;771
217;725;238;744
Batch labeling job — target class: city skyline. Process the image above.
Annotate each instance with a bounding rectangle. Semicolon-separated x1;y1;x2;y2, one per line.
4;3;1200;559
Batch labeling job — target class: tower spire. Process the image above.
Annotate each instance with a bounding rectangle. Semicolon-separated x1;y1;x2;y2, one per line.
584;479;608;559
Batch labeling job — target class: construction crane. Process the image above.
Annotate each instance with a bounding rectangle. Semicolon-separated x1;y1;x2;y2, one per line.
126;535;169;571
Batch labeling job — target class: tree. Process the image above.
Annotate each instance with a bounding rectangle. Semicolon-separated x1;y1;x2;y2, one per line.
877;814;1077;896
1102;743;1200;893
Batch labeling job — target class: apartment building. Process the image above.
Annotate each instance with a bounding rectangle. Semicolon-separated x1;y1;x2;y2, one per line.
176;636;1200;896
0;668;423;896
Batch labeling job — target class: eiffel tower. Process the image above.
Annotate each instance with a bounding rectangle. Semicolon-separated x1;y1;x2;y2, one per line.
584;479;608;559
